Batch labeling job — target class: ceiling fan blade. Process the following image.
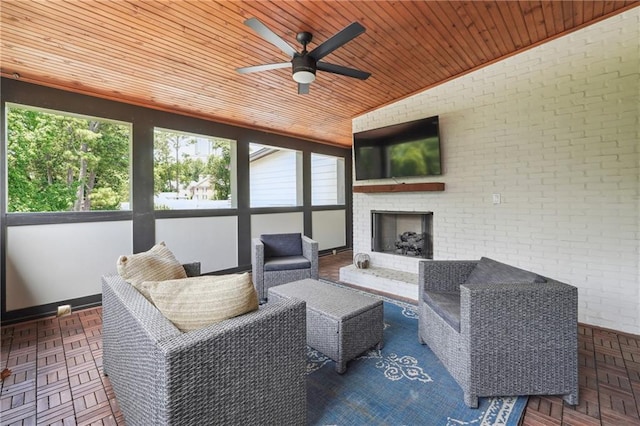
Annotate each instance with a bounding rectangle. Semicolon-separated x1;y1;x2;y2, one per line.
317;62;371;80
298;83;309;95
309;22;365;60
236;62;291;74
244;18;297;58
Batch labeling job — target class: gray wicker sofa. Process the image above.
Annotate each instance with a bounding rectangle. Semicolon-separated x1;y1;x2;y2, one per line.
102;264;307;425
418;257;578;408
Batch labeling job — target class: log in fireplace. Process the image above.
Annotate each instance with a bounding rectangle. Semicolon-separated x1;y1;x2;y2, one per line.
371;211;433;259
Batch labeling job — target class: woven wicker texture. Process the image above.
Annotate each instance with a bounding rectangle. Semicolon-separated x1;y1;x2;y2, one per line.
418;260;579;408
251;235;319;300
269;278;383;373
102;265;307;425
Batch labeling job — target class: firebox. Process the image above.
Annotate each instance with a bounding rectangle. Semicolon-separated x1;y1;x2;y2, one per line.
371;211;433;259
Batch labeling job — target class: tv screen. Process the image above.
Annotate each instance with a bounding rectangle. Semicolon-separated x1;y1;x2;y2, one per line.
353;116;441;181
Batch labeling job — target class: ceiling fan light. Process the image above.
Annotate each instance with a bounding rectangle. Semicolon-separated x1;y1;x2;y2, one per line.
293;70;316;84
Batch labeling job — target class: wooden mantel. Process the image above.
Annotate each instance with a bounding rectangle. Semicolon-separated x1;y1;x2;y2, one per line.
353;182;445;193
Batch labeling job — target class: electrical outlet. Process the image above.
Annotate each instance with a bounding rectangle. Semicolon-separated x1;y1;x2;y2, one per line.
56;304;72;317
492;193;501;204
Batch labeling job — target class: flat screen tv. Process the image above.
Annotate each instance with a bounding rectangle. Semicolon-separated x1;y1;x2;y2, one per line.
353;116;441;181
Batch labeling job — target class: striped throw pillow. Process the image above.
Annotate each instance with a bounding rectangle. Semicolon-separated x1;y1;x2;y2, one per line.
117;242;187;286
139;273;259;332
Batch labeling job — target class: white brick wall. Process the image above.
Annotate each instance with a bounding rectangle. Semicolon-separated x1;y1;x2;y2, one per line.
352;9;640;334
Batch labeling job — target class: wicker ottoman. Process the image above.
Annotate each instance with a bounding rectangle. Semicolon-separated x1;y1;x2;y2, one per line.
268;278;384;374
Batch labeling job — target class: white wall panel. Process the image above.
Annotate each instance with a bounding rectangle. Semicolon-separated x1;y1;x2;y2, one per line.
250;212;304;238
156;216;238;273
6;221;132;311
312;210;346;250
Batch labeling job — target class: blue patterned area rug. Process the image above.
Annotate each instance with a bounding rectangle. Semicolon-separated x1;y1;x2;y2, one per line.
306;290;528;425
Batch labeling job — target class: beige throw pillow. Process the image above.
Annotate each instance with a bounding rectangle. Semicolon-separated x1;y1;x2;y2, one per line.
117;242;187;286
139;273;258;332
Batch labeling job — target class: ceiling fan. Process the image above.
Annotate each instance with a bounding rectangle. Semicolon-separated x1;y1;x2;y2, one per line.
236;18;371;94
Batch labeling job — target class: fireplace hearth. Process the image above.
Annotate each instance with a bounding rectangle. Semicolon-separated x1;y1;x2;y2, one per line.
371;211;433;259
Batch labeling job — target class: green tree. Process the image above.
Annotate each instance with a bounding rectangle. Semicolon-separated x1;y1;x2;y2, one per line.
153;132;174;193
153;130;232;204
6;107;130;212
153;130;196;193
206;141;231;200
181;157;206;185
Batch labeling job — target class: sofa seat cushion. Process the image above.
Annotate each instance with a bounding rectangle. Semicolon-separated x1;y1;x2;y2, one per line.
117;242;187;286
138;272;258;332
464;257;546;285
261;233;303;258
264;256;311;272
423;291;461;332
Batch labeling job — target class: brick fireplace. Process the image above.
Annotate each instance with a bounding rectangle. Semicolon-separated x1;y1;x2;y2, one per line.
371;211;433;259
340;209;435;301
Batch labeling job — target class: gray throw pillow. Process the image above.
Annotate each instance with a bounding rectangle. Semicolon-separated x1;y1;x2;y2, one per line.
465;257;546;284
260;233;303;258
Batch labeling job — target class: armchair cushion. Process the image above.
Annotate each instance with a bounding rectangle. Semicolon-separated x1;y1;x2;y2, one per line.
264;256;311;272
464;257;546;285
422;291;461;332
139;272;258;332
261;233;303;258
116;241;187;286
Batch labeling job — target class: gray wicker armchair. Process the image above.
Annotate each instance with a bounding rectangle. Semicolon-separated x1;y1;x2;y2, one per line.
418;258;578;408
251;233;319;301
102;263;307;425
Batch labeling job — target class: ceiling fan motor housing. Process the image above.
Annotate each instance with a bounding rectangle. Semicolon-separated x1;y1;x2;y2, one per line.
292;54;317;77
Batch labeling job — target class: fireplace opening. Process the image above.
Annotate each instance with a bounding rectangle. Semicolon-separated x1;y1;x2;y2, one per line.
371;211;433;259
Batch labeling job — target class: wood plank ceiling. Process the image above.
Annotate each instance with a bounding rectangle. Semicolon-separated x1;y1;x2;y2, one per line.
1;1;637;147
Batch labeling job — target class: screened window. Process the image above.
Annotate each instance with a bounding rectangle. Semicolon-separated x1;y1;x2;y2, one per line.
153;128;236;210
311;153;345;206
249;143;302;207
6;104;131;212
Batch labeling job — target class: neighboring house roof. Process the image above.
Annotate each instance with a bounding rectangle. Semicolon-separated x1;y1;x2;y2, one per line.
188;175;213;190
249;147;278;162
